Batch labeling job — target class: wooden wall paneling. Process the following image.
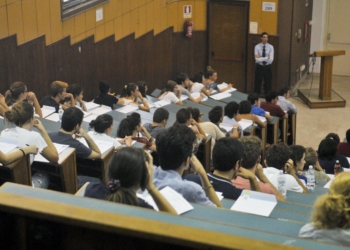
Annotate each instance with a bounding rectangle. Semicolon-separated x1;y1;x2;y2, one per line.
74;13;86;37
85;8;96;31
138;4;148;37
7;1;24;44
0;6;9;40
130;8;139;38
104;0;117;22
49;0;63;43
122;12;132;37
0;35;17;94
193;0;207;31
63;18;75;39
113;16;123;41
167;2;178;32
145;1;154;34
115;34;135;88
95;23;105;42
104;20;115;38
0;0;6;7
36;0;51;45
22;0;38;42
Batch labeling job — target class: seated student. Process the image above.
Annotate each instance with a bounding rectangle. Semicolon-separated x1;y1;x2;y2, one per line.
304;147;331;182
289;145;308;186
203;69;233;93
299;172;350;245
175;108;206;141
222;101;243;136
143;108;169;138
136;81;148;103
84;148;177;215
185;137;261;200
0;93;10;116
232;136;286;201
1;102;59;164
276;86;297;114
176;73;205;103
318;138;349;174
117;112;156;151
48;107;101;159
189;72;211;96
120;82;150;111
326;132;340;146
263;143;307;193
236;100;266;128
247;93;272;121
88;114;132;149
94;81;124;109
65;84;87;111
5;81;43;118
260;91;288;119
158;80;183;105
337;129;350;157
153;124;222;207
40;81;73;112
0;145;38;165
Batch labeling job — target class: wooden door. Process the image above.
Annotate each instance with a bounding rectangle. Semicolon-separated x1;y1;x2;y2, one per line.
208;0;249;92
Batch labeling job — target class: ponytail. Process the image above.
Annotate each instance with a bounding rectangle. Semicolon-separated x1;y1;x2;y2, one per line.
120;82;137;98
5;82;26;106
4;102;33;127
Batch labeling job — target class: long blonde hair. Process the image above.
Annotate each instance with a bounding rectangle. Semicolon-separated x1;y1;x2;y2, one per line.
312;172;350;229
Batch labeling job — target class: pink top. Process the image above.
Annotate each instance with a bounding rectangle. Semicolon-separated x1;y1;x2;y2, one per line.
232;176;276;195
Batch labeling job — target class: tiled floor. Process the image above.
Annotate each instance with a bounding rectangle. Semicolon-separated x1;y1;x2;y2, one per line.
290;73;350;150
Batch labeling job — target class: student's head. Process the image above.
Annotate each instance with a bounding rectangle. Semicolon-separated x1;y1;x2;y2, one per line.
99;81;110;94
212;138;244;176
247;93;260;106
239;100;252;115
176;73;190;87
152;108;169;125
156;124;196;171
325;133;340;146
187;107;202;123
204;69;217;81
117;112;141;138
61;107;84;132
136;81;148;98
160;80;178;96
312;172;350;229
265;90;279;103
261;32;268;43
318;138;337;160
176;108;192;126
209;106;223;124
66;84;83;100
121;82;138;98
4;102;34;127
5;81;27;105
190;72;204;83
106;147;148;206
224;101;239;119
240;136;262;170
304;147;318;171
50;81;68;100
89;114;113;135
265;143;290;170
278;86;290;98
289;145;306;171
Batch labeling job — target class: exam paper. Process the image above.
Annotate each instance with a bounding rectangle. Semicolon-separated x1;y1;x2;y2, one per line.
217;82;237;93
116;105;139;114
41;105;56;118
45;113;60;122
0;140;18;154
34;143;69;163
153;100;171;108
90;106;112;115
192;92;208;102
85;102;100;111
238;119;253;130
83;114;97;123
209;92;231;100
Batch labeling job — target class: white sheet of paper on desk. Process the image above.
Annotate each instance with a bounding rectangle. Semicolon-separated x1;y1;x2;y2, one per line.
116;105;139;114
210;90;217;94
85;102;100;111
238;119;253;130
257;116;267;123
41;105;56;118
216;191;224;201
82;111;92;118
0;140;18;154
45;113;60;122
209;92;231;100
147;103;155;108
192;92;208;102
153;100;171;108
83;114;97;123
217;82;237;93
231;190;277;217
96;140;113;154
324;175;335;188
34;153;49;163
53;143;69;155
90;106;112;115
220;124;232;132
180;95;189;101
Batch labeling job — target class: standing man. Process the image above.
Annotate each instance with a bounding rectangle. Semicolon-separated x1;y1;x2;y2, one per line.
254;32;274;95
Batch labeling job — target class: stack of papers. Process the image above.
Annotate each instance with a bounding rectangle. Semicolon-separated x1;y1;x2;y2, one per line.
209;92;231;100
153;100;171;108
116;105;139;114
90;106;112;115
217;82;237;93
85;102;100;111
41;105;56;118
238;119;253;130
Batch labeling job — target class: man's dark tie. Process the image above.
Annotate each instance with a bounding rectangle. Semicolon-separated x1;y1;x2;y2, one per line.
262;46;266;65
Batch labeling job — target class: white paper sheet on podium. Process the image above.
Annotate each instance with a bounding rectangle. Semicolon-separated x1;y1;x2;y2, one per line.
85;102;100;111
231;190;277;217
209;92;231;100
90;106;112;115
41;105;56;118
217;82;237;93
192;92;208;102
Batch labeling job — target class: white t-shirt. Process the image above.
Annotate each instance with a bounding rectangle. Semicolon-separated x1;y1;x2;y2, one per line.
87;131;121;148
158;92;179;104
199;122;226;156
191;82;204;93
121;98;134;105
222;116;243;136
1;126;47;164
263;167;303;193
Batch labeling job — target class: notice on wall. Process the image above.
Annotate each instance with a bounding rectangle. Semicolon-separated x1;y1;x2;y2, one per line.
262;2;276;12
183;5;192;18
250;22;258;34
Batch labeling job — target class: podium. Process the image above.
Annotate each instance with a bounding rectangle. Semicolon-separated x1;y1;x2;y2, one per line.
298;50;346;109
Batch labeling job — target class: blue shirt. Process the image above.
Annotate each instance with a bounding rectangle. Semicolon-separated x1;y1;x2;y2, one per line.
205;82;219;91
251;106;266;117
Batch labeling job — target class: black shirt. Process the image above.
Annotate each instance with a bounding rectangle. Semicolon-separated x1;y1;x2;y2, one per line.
39;95;59;113
94;93;119;109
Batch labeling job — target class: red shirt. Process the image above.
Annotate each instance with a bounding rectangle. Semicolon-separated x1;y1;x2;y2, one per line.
337;142;350;157
261;102;286;118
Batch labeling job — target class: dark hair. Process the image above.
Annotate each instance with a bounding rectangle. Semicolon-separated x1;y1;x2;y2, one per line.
66;84;83;99
187;107;201;123
121;82;137;98
117;112;141;138
153;108;169;123
208;106;223;124
261;32;268;37
265;91;278;102
176;73;189;85
176;108;191;124
289;145;306;168
224;101;239;119
346;129;350;143
106;148;148;206
5;82;26;106
278;86;290;96
159;80;177;96
240;136;262;169
265;143;290;170
50;81;67;97
156;124;196;170
239;100;252;114
61;107;84;131
204;69;217;79
4;102;33;127
325;133;340;145
247;93;260;105
190;72;204;83
99;81;110;94
89;114;113;133
213;138;244;172
318;138;337;160
136;81;147;98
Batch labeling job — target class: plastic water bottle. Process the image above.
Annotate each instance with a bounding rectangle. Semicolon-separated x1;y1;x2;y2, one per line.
277;170;287;198
58;106;64;122
307;165;315;190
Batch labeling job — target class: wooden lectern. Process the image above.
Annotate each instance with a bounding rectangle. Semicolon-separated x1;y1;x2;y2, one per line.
314;50;345;100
